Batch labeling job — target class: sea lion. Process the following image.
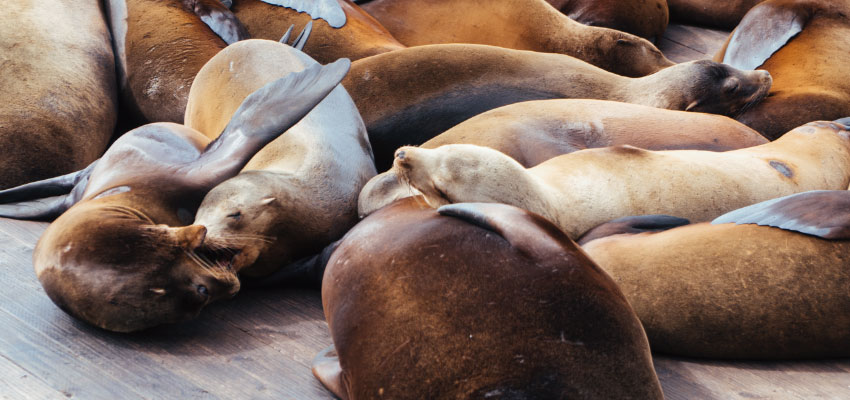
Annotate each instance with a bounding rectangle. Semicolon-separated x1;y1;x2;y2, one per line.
390;121;850;239
0;59;351;332
668;0;766;29
544;0;669;41
358;99;767;216
714;0;850;140
232;0;404;63
357;0;673;77
345;44;772;170
314;199;663;399
104;0;249;125
0;1;117;189
186;39;376;278
581;189;850;359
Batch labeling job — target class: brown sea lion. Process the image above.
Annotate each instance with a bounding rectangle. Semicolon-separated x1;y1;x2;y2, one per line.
714;0;850;140
358;99;767;216
345;44;772;170
313;199;663;399
390;121;850;239
104;0;249;125
545;0;669;41
0;1;117;189
232;0;404;63
357;0;673;77
185;39;376;278
0;59;351;332
668;0;766;29
581;188;850;359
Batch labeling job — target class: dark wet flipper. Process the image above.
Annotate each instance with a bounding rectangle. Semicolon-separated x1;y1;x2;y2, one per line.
292;21;312;50
577;215;691;245
312;345;348;400
0;160;97;204
0;195;74;221
259;0;346;28
187;0;251;44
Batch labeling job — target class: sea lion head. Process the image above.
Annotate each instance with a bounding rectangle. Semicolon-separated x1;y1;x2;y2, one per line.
594;32;674;77
35;221;240;332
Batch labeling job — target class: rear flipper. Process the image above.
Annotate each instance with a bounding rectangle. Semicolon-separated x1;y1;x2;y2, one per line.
577;215;691;245
0;160;97;217
312;345;349;400
186;0;251;44
259;0;346;28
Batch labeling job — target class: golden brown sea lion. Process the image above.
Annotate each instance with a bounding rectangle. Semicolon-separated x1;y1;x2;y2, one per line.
545;0;669;41
185;39;376;278
390;121;850;239
0;59;351;332
314;199;663;399
345;44;772;170
232;0;404;63
0;1;117;189
668;0;766;29
104;0;249;125
358;99;768;216
714;0;850;140
357;0;673;77
581;188;850;359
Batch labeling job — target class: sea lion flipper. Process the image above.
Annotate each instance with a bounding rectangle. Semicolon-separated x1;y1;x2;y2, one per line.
258;0;347;28
722;3;807;70
0;195;73;221
712;190;850;239
577;215;691;245
312;345;349;400
219;0;232;8
0;160;97;204
280;24;295;44
188;0;251;45
292;21;313;50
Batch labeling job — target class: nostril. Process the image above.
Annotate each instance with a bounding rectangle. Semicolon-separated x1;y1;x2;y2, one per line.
396;150;406;160
197;285;209;297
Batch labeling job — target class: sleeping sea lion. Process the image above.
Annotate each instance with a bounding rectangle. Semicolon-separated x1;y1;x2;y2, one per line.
0;59;351;332
545;0;669;41
714;0;850;140
314;199;663;399
345;44;772;170
390;121;850;239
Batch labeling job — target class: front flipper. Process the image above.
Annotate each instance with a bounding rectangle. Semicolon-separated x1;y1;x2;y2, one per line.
185;0;250;44
721;2;810;70
577;215;691;245
0;195;74;221
259;0;347;28
712;190;850;239
312;345;349;400
0;160;97;204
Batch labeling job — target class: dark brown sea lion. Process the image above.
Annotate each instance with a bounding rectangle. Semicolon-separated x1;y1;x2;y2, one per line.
545;0;669;41
104;0;249;125
714;0;850;140
358;99;768;216
346;44;772;170
0;59;351;332
357;0;673;77
581;188;850;359
232;0;404;63
313;199;663;399
668;0;766;29
0;1;117;189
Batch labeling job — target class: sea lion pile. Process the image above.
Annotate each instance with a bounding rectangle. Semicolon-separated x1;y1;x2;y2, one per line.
2;0;849;398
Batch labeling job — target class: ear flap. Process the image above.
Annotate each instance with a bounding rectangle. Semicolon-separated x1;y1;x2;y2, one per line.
712;190;850;239
187;0;251;45
259;0;347;28
312;345;349;400
721;2;809;70
175;225;208;250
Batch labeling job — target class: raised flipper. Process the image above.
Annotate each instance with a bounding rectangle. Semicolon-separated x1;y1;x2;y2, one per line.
292;21;313;50
712;190;850;239
312;345;349;400
577;215;691;245
259;0;346;28
722;2;810;70
279;24;295;44
185;0;251;45
0;160;97;204
187;58;351;189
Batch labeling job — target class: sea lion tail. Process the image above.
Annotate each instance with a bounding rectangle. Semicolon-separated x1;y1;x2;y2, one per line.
577;215;691;245
0;160;97;220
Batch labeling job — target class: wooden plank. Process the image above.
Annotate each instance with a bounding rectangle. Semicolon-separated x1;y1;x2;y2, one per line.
0;354;66;400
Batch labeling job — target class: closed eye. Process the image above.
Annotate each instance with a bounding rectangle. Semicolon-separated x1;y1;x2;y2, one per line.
227;211;241;220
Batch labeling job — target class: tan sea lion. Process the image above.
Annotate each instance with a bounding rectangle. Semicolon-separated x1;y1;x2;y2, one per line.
390;121;850;239
359;99;768;216
345;44;772;170
313;199;663;399
545;0;669;41
232;0;404;63
581;188;850;359
714;0;850;140
185;39;376;278
104;0;249;125
358;0;673;77
668;0;766;29
1;1;117;189
0;59;351;332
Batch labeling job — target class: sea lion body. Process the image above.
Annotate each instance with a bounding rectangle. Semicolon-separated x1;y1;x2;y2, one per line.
0;1;117;189
392;121;850;239
668;0;766;28
714;0;850;140
359;0;672;77
346;44;772;170
359;99;768;216
315;199;663;399
187;39;376;278
545;0;669;41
